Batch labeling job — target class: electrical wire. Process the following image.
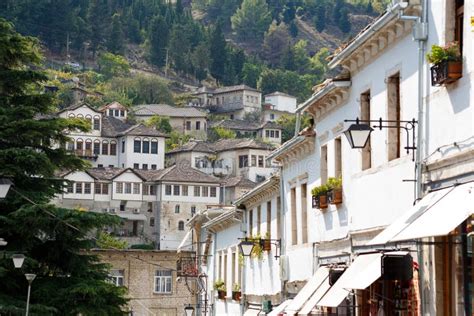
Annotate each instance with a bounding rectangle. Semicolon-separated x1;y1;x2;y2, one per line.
422;135;474;163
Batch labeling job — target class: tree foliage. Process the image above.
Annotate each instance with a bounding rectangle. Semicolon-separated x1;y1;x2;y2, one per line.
145;115;173;134
0;19;128;315
208;127;236;142
98;52;130;79
231;0;272;42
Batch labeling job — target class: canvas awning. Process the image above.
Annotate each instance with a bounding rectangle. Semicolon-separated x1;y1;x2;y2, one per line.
285;266;329;315
369;182;474;244
126;200;142;208
317;253;382;307
299;271;331;314
177;230;192;253
267;299;293;316
116;213;146;221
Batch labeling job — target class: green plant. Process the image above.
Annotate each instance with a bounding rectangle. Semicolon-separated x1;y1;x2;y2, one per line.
248;234;264;260
327;176;342;190
311;183;330;197
214;279;226;291
426;42;461;64
232;283;241;292
238;252;245;266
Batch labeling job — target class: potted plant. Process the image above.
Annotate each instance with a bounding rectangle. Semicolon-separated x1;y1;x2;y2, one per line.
427;42;462;85
311;184;329;209
232;283;241;301
261;232;272;251
250;234;264;260
327;177;343;205
213;279;226;299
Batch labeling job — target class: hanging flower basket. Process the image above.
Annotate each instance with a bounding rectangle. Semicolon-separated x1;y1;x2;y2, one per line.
427;43;462;86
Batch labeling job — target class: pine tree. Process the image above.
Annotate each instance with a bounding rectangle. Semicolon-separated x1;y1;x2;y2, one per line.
0;19;128;315
209;22;227;83
107;13;124;54
261;21;291;67
87;0;109;57
314;3;326;32
148;15;169;67
339;7;351;33
231;0;272;42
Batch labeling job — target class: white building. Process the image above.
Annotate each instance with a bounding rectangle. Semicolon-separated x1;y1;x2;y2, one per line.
57;102;167;170
264;91;297;113
211;120;283;145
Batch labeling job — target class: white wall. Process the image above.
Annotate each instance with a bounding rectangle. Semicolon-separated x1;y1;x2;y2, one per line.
120;135;165;169
112;171;144;201
265;95;297;113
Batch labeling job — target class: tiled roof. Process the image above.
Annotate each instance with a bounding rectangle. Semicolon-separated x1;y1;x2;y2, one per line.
134;168;170;181
166;141;216;155
122;124;168;137
210;120;283;131
57;102;101;114
86;167;127;180
133;104;207;118
213;84;259;94
98;101;127;112
211;138;275;152
156;163;220;184
101;116;167;138
222;176;256;188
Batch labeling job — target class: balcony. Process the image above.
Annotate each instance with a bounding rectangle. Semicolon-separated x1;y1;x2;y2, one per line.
75;149;98;160
430;60;462;86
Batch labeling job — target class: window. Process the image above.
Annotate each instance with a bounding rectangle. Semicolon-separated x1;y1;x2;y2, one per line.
151;164;157;170
142;164;148;170
265;130;270;138
301;183;308;244
270;113;275;120
110;141;117;156
173;185;180;196
194;186;200;197
186;121;191;130
84;182;91;194
145;184;155;195
178;221;184;231
110;270;124;286
154;270;172;293
196;121;201;130
291;188;297;245
191;206;196;216
387;73;401;161
270;130;275;138
455;0;464;53
150;217;155;227
175;205;180;214
151;140;158;154
125;183;132;194
266;201;272;239
142;140;150;154
258;155;264;167
276;197;281;239
361;91;371;170
93;140;100;155
95;183;108;195
102;141;109;155
148;202;153;212
134;139;141;153
238;155;248;168
67;142;74;151
210;187;217;197
75;182;82;194
335;138;342;178
251;155;257;167
66;182;73;193
120;202;125;211
133;183;140;194
133;163;139;169
85;139;92;156
109;109;113;116
121;139;125;153
120;110;125;117
116;182;123;194
165;185;172;195
76;139;83;153
202;186;208;197
182;185;188;196
93;117;100;130
275;130;280;138
317;144;327;186
115;109;119;116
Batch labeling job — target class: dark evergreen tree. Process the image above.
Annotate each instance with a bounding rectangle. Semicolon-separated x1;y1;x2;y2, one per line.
339;7;351;33
314;3;326;32
289;20;298;37
148;15;169;67
168;24;192;73
107;13;125;54
209;22;227;83
0;19;128;315
332;0;344;24
88;0;110;57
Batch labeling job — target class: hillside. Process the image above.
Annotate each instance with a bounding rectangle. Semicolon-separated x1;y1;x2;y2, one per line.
0;0;388;102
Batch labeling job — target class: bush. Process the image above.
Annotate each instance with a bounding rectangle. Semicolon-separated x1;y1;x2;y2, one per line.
130;244;154;250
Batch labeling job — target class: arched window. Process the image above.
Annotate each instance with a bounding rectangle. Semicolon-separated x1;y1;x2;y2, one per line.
68;113;75;118
102;140;109;155
110;141;117;156
133;137;141;153
178;221;185;231
76;138;83;155
142;138;150;154
85;139;92;156
93;116;100;130
151;139;158;154
77;114;84;118
93;139;101;155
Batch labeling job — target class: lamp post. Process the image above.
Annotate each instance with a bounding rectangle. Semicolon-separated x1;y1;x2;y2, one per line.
184;304;194;316
0;178;13;199
239;238;255;257
25;273;36;316
0;238;7;246
12;254;25;269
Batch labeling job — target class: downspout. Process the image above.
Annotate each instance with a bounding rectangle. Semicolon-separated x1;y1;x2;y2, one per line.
211;231;217;316
294;112;301;137
240;209;247;316
278;169;287;301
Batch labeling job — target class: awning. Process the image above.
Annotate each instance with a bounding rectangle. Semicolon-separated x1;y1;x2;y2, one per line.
243;308;261;316
126;200;142;208
317;253;381;307
369;182;474;244
299;273;331;315
267;299;293;316
343;253;383;290
177;230;192;253
285;266;329;314
116;213;147;221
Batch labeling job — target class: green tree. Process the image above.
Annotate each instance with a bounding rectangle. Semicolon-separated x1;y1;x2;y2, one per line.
208;127;236;142
107;13;125;54
241;62;265;88
339;7;351;33
98;52;130;79
191;43;210;82
310;47;330;78
96;232;128;249
148;15;169;67
209;22;227;83
276;114;312;143
87;0;109;57
292;40;310;74
0;19;127;315
168;24;192;73
108;74;174;105
231;0;272;42
166;131;192;151
314;2;326;32
145;115;173;134
261;21;291;67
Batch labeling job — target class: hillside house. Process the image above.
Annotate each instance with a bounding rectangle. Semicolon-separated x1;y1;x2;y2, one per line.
211;119;283;145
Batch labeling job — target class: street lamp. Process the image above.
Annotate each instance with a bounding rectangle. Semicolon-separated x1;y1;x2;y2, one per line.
343;118;373;148
184;305;194;316
12;254;25;268
239;238;255;257
25;273;36;316
0;238;7;246
0;178;13;199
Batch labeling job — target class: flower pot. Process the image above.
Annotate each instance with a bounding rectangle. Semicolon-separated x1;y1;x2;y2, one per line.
319;194;328;209
217;290;226;300
232;291;241;301
262;239;272;251
328;188;343;205
430;60;462;86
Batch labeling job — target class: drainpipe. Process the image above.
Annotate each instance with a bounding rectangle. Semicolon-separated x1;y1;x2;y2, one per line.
240;210;247;316
294;112;301;137
211;231;217;316
278;170;287;301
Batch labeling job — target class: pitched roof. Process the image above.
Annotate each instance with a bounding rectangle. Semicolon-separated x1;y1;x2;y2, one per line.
213;84;259;94
101;116;167;138
133;104;207;118
86;167;128;180
264;91;296;98
98;101;127;112
166;140;216;155
57;102;101;114
155;164;220;184
210;120;283;131
211;138;275;152
222;176;257;188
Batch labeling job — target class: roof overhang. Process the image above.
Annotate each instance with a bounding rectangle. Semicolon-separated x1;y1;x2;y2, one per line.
234;175;280;209
202;207;242;233
267;135;315;166
328;1;416;72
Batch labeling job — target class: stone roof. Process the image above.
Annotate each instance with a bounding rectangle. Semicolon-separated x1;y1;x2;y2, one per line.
210;119;283;131
57;102;101;114
86;167;128;180
166;140;216;155
98;101;127;112
155;163;220;184
101;116;167;138
211;138;275;152
222;176;257;188
213;84;259;94
133;104;207;118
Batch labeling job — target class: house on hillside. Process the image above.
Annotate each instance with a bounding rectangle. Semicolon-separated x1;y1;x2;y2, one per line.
264;91;297;113
98;101;128;120
132;104;208;140
211;119;283;145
